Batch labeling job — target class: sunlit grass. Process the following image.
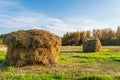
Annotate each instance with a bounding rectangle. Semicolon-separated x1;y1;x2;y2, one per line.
0;51;6;64
0;46;120;80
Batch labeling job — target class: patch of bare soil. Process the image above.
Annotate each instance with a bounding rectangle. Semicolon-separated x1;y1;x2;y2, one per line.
111;47;120;52
0;45;7;51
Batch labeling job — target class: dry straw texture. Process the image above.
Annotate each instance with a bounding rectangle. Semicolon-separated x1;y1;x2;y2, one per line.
3;29;61;67
83;39;102;52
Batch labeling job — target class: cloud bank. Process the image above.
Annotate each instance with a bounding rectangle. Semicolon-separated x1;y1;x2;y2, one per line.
0;0;117;36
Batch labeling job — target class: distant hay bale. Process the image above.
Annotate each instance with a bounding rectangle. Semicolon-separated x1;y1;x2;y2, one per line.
3;29;61;67
83;39;102;52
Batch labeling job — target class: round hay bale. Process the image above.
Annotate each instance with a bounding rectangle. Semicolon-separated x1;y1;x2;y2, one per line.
83;39;102;52
3;29;61;67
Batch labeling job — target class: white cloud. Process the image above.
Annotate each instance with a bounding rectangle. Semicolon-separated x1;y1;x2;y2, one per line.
0;0;114;36
65;17;108;30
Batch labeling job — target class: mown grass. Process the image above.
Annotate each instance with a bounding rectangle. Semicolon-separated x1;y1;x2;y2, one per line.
0;46;120;80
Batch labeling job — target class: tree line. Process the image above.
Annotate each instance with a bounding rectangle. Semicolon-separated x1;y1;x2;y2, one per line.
62;26;120;46
0;26;120;45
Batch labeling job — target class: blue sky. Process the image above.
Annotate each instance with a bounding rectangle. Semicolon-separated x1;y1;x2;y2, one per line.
0;0;120;36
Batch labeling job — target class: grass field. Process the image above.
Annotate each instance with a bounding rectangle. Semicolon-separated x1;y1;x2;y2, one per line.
0;46;120;80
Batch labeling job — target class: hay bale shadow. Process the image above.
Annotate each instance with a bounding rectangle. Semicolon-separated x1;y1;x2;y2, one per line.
72;55;89;59
61;51;83;53
113;59;120;62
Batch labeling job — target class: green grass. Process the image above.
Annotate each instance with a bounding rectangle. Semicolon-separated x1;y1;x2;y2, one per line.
0;51;6;63
0;46;120;80
0;51;15;72
1;66;15;72
3;72;70;80
81;74;114;80
58;54;71;64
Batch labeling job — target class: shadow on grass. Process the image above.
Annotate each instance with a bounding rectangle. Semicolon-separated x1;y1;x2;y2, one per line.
61;51;83;53
77;75;114;80
115;76;120;80
110;57;120;62
61;50;96;54
72;55;89;59
0;59;15;72
113;59;120;62
0;63;15;72
0;59;4;64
